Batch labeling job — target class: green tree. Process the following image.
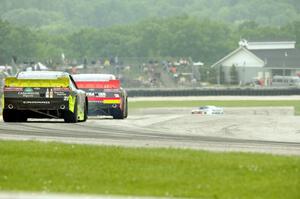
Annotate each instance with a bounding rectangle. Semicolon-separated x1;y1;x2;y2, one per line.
0;19;37;64
1;0;300;30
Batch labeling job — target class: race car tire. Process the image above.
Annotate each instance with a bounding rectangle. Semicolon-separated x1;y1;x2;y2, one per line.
124;97;128;118
3;109;16;122
111;96;128;119
64;98;78;123
17;114;28;122
111;108;124;119
81;100;88;122
3;110;27;122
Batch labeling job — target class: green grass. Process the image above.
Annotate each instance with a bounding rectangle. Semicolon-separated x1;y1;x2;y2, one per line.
0;141;300;199
129;100;300;115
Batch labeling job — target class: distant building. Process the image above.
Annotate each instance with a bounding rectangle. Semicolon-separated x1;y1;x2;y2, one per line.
210;40;300;85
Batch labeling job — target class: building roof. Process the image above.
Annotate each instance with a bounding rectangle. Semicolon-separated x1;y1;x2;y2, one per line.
250;48;300;68
239;39;296;50
210;40;300;69
210;46;264;68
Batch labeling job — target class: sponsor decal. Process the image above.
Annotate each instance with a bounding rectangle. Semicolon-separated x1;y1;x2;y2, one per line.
18;92;39;95
19;88;37;96
86;92;95;97
45;88;54;98
53;88;70;92
17;91;39;98
23;101;50;104
86;92;106;97
54;91;67;96
104;89;119;92
24;88;34;92
97;92;106;97
4;87;23;91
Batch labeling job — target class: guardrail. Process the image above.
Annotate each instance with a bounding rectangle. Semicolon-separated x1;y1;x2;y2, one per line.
126;87;300;97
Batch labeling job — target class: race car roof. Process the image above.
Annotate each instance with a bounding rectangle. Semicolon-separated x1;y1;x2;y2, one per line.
17;71;69;79
73;74;116;82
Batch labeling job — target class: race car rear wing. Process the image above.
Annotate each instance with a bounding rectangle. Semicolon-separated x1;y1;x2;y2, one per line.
75;79;120;89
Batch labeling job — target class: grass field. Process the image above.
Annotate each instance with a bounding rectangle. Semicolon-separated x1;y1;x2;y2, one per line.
129;100;300;114
0;141;300;199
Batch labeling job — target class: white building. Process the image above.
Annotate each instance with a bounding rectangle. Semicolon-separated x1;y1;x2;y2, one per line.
210;40;300;85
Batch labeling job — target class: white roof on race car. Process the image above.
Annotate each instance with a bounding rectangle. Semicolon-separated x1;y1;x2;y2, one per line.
17;71;69;79
199;106;218;109
73;74;116;81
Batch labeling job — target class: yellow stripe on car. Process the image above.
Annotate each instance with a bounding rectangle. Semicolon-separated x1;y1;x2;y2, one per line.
68;95;76;113
103;99;121;104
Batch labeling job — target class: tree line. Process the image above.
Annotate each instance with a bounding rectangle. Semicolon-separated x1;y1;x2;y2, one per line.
0;16;299;66
1;0;300;32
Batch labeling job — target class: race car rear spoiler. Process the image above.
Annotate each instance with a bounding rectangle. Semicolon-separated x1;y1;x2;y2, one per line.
4;76;70;88
75;80;120;89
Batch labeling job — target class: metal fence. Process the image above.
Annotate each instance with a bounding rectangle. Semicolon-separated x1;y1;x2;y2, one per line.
126;87;300;97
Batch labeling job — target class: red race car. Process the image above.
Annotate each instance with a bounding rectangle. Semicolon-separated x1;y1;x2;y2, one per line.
73;74;128;119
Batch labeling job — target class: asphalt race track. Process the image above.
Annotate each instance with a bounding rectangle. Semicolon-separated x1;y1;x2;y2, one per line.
0;107;300;155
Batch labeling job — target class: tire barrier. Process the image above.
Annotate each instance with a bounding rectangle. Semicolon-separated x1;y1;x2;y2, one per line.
126;88;300;97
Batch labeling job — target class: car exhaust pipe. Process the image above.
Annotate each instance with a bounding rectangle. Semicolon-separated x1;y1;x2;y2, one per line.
112;104;117;108
8;104;13;109
60;105;66;110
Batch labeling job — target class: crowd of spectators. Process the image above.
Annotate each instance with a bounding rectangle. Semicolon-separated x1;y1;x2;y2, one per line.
0;57;204;88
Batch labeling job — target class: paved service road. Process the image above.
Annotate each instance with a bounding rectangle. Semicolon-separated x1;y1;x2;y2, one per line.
0;107;300;156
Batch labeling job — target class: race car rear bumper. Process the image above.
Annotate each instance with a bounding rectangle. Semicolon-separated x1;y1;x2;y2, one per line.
87;101;121;116
4;98;69;110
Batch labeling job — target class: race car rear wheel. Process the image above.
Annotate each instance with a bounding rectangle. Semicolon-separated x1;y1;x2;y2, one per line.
3;109;16;122
3;110;27;122
64;99;78;123
111;108;124;119
82;100;88;122
124;97;128;118
18;114;28;122
111;97;128;119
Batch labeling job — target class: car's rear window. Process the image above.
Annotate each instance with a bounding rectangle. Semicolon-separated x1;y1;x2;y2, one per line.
17;71;68;79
